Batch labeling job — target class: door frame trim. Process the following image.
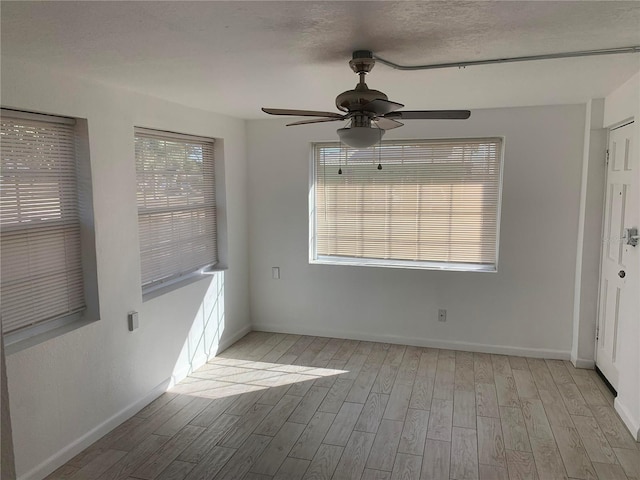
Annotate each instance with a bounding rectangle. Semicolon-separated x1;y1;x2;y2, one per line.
611;120;634;131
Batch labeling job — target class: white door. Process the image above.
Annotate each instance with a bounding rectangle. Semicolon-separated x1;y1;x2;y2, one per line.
596;121;637;389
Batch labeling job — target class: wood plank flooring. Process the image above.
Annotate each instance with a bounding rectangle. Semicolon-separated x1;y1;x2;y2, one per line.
47;332;640;480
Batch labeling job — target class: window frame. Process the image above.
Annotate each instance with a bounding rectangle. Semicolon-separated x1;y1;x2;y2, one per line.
309;137;505;273
134;127;220;299
1;108;99;353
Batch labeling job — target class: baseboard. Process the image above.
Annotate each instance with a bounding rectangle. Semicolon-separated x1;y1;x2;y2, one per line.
251;323;571;360
614;397;640;442
570;354;595;369
18;323;250;480
171;323;252;386
18;377;171;480
171;352;209;385
216;323;251;355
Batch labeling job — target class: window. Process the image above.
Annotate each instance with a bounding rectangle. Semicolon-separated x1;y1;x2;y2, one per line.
1;110;86;336
135;128;217;294
311;138;504;271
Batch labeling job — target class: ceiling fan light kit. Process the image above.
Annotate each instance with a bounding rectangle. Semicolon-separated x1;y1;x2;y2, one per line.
337;126;384;149
262;50;471;149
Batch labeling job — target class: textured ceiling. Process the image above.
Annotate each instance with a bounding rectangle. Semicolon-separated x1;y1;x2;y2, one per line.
2;1;640;118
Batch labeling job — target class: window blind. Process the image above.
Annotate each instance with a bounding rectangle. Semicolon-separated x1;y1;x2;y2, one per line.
312;138;503;270
1;112;85;334
135;128;217;290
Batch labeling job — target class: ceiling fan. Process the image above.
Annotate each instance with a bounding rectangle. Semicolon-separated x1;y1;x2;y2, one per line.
262;50;470;148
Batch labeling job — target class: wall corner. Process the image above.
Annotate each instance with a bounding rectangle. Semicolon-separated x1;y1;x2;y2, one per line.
571;99;606;366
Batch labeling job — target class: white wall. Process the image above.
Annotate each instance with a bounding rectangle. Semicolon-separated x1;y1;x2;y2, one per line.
1;321;16;479
572;99;606;368
1;59;250;478
603;71;640;440
247;105;586;357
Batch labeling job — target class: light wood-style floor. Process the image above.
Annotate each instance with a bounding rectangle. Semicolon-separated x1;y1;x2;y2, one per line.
48;332;639;480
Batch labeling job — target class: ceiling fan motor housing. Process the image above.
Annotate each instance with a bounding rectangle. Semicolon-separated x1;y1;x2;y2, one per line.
335;86;388;113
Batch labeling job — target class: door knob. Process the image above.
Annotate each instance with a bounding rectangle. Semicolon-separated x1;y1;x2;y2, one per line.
623;227;639;247
619;270;626;278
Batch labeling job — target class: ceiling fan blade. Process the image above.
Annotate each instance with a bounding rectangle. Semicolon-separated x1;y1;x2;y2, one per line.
286;117;345;126
374;117;404;130
387;110;471;120
262;108;344;118
361;99;404;115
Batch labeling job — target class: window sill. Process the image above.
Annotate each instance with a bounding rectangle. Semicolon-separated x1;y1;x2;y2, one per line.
142;265;228;302
310;256;497;273
4;310;99;355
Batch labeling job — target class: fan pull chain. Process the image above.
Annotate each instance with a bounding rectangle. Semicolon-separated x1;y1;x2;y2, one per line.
377;128;382;170
322;147;327;222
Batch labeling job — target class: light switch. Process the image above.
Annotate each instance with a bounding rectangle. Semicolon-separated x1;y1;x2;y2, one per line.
272;267;280;279
128;311;139;331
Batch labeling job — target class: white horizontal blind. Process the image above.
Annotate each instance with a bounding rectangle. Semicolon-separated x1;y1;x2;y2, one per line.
135;129;217;289
313;138;503;269
1;113;85;334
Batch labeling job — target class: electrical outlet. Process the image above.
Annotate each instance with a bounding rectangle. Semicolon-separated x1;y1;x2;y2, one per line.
272;267;280;279
128;311;139;331
438;309;447;322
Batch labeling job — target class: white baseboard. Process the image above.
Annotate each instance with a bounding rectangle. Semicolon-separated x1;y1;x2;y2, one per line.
570;354;595;369
25;323;252;480
614;397;640;442
18;377;171;480
18;323;250;480
251;323;571;360
171;323;252;386
216;323;251;355
171;352;209;386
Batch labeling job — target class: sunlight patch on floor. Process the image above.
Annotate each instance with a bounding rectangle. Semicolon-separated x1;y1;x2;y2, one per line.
169;357;348;399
